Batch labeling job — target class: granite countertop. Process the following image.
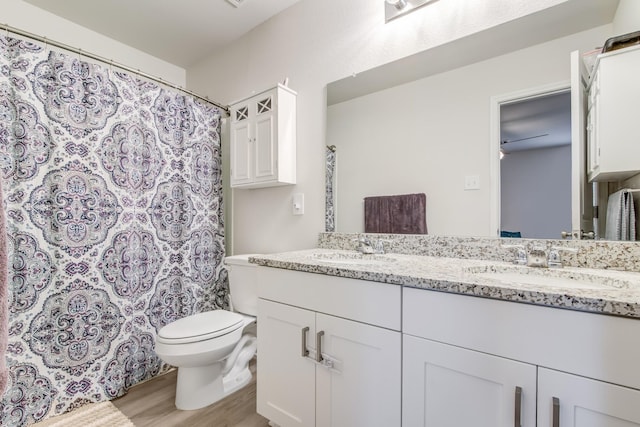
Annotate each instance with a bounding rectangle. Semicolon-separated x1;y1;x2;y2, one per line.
250;248;640;319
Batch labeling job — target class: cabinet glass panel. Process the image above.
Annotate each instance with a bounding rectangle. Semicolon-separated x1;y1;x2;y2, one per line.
257;97;272;114
235;105;249;121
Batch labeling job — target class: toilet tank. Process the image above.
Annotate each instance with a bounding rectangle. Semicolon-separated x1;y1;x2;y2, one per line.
224;254;260;316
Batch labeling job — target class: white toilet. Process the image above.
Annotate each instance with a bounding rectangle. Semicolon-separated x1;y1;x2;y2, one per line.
155;254;259;410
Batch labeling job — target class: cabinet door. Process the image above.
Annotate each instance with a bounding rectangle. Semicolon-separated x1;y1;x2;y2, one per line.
586;70;600;177
257;299;316;427
586;47;640;181
403;335;536;427
538;368;640;427
253;93;277;183
315;313;401;427
230;103;252;185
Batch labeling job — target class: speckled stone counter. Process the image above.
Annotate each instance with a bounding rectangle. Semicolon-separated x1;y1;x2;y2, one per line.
250;247;640;319
318;233;640;272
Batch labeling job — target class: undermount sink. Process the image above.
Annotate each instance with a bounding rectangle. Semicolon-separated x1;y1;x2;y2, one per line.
465;265;633;291
310;252;397;265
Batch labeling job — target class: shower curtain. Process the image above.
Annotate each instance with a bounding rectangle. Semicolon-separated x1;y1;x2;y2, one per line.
0;35;227;426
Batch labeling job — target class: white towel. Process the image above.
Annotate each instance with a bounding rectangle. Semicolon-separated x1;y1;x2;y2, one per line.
623;191;636;241
605;189;637;241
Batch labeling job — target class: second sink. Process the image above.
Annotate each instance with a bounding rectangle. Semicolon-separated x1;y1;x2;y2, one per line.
310;252;397;266
465;265;636;291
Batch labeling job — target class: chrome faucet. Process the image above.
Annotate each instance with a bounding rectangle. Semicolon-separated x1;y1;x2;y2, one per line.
354;236;388;254
503;244;528;265
547;246;578;268
355;237;376;254
526;246;548;268
503;244;547;267
373;239;388;254
504;244;578;268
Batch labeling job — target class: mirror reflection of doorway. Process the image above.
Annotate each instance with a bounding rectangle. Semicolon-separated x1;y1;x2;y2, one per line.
499;90;572;239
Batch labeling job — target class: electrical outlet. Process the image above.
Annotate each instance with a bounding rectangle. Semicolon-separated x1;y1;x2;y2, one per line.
464;175;480;190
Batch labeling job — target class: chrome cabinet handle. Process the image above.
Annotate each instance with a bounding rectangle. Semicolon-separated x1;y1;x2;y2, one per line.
301;327;309;357
514;386;522;427
553;397;560;427
315;331;324;363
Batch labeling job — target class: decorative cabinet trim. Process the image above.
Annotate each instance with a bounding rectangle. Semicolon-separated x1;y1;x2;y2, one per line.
234;105;249;122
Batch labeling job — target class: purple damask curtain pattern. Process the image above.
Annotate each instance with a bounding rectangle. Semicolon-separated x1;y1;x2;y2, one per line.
0;35;226;426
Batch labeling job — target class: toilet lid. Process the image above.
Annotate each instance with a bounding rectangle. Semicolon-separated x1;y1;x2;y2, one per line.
158;310;244;343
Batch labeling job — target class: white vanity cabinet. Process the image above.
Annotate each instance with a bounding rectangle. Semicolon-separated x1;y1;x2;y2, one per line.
257;299;315;426
256;267;402;427
587;45;640;182
229;84;296;188
403;335;537;427
403;287;640;427
538;368;640;426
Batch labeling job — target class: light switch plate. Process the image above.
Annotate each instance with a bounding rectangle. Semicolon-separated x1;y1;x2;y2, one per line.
464;175;480;190
292;193;304;215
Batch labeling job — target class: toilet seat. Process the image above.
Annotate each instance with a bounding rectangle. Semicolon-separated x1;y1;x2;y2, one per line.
157;310;244;345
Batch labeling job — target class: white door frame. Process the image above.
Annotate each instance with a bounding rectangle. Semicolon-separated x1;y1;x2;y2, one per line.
489;81;571;237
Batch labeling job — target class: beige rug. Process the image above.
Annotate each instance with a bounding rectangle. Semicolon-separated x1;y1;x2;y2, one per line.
33;401;135;427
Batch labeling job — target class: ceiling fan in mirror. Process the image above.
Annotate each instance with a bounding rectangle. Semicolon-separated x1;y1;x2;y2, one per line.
500;133;550;159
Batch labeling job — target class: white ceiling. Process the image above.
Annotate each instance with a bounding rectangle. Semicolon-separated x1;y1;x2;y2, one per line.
23;0;302;67
500;91;572;153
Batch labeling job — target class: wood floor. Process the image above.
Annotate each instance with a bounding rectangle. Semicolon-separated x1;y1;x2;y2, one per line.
113;359;270;427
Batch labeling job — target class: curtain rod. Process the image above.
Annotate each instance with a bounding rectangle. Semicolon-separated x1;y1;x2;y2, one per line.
1;23;230;115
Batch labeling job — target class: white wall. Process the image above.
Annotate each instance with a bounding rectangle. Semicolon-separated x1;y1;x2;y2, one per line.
3;0;185;86
187;0;572;254
328;25;611;236
613;0;640;36
501;145;572;239
611;0;640;237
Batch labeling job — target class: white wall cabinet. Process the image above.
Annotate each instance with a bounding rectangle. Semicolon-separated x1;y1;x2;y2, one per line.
587;45;640;182
229;84;296;189
403;287;640;427
256;267;402;427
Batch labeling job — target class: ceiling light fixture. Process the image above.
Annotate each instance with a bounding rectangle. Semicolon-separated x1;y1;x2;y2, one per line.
386;0;408;10
385;0;437;23
226;0;245;8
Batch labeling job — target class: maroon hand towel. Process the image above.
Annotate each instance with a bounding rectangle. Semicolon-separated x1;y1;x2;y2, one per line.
364;193;427;234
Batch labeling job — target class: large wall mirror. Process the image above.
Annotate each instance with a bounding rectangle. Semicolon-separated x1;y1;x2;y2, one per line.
499;89;572;239
325;0;638;240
